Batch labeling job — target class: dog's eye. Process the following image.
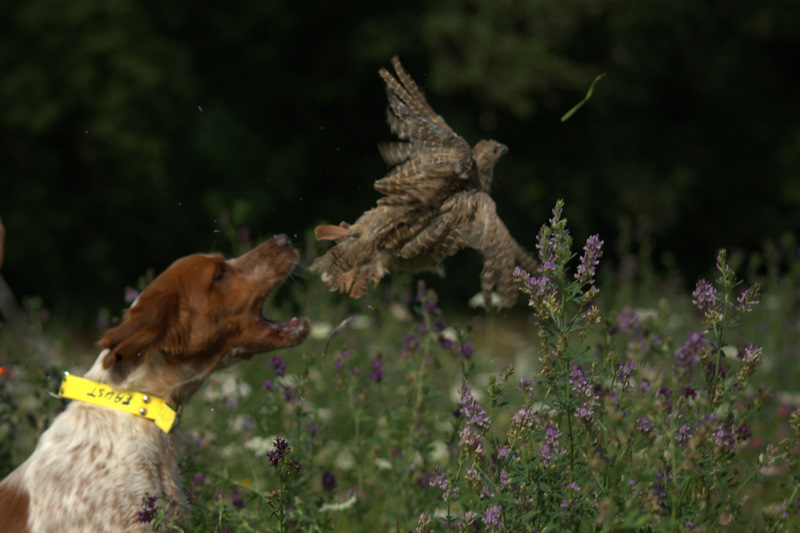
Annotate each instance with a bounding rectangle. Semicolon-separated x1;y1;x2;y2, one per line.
213;266;228;283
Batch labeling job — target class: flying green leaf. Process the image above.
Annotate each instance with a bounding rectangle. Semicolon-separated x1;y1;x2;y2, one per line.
560;73;606;122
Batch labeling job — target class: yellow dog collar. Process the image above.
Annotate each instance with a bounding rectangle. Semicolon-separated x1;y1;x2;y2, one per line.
57;373;181;433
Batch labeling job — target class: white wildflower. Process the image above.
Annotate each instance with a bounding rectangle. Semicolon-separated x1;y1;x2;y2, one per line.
319;494;357;513
244;435;275;456
374;458;392;470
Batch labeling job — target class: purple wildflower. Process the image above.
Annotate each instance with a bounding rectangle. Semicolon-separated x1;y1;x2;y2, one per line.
458;382;490;453
459;384;490;431
653;468;671;506
736;424;751;442
736;284;760;313
674;331;705;375
458;341;474;359
136;494;158;523
440;338;454;349
616;360;637;391
457;423;481;455
416;282;440;314
321;470;337;492
416;513;433;533
676;424;694;445
692;279;718;314
539;443;553;466
514;267;557;303
482;505;504;532
738;343;762;377
262;379;273;391
539;424;565;467
267;437;290;467
464;465;481;491
575;406;593;421
508;407;535;441
517;377;534;401
462;510;479;530
286;458;302;476
306;421;318;444
430;470;459;503
616;309;641;333
710;416;736;450
282;385;296;403
333;349;354;372
569;361;597;421
534;200;571;275
575;234;604;285
569;362;591;397
270;356;286;376
430;470;448;490
705;359;726;381
231;486;245;508
497;445;511;460
422;299;439;314
370;356;384;382
636;417;652;434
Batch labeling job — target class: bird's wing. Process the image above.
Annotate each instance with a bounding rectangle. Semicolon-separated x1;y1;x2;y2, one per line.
395;191;477;262
446;192;538;309
375;57;475;209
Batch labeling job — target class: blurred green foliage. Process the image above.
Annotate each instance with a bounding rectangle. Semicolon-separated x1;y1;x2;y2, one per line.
1;0;799;324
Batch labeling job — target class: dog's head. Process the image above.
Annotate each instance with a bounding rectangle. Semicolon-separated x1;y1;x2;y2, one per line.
98;234;310;401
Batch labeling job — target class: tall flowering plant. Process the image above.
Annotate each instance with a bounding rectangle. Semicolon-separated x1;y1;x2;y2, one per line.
423;200;798;531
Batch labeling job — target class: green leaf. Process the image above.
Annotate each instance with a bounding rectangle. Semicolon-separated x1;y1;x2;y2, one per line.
560;73;606;122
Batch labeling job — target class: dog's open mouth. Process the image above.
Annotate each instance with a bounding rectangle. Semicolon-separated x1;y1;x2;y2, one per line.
245;239;310;350
260;312;311;341
257;276;311;346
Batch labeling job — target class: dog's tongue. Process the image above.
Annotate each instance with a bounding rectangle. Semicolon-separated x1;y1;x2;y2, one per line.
271;316;311;340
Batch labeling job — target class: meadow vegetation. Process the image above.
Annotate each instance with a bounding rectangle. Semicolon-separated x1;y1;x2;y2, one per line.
1;201;799;531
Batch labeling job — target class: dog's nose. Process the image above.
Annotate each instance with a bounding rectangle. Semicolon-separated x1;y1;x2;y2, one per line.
274;234;291;247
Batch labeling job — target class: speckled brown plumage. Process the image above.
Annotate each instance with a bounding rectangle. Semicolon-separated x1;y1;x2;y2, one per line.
312;56;536;308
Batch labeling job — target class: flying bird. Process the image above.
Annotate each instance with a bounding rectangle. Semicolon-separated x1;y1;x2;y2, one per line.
311;56;537;308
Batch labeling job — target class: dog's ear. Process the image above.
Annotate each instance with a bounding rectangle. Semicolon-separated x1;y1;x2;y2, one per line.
98;287;181;383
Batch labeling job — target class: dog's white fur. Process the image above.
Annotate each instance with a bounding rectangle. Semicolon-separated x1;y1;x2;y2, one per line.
0;235;310;532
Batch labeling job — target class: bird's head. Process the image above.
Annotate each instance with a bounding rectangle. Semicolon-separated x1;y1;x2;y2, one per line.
473;139;508;192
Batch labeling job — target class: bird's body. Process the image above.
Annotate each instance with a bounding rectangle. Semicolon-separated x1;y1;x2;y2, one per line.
312;57;536;308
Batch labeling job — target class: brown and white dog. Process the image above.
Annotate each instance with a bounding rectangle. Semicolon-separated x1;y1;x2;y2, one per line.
0;235;310;532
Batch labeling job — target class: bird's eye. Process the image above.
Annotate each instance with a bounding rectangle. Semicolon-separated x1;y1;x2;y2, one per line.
213;266;228;283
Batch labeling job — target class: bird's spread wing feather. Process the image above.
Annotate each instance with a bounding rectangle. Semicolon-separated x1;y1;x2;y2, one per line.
375;56;474;209
466;193;538;308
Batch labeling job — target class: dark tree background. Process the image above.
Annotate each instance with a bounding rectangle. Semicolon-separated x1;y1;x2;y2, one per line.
1;0;799;324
